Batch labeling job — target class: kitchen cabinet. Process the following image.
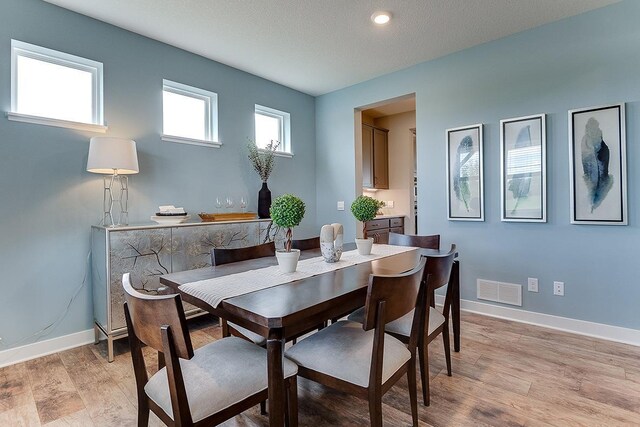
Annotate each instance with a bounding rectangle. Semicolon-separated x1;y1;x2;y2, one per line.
364;216;404;244
362;124;389;189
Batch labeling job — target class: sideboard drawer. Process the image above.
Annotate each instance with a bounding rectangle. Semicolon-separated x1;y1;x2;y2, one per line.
390;217;404;228
366;219;390;230
390;227;404;234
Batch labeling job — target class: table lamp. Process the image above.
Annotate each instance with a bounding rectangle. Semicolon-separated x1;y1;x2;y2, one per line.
87;137;139;226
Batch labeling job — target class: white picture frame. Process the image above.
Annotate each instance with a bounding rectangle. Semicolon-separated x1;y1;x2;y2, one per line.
446;124;484;221
500;114;546;222
568;103;627;225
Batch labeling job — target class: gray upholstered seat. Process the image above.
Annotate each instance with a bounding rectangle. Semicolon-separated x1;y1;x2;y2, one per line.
145;336;297;422
284;320;410;388
228;321;267;346
347;306;445;337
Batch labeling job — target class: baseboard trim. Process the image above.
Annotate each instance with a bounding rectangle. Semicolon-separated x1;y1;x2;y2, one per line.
0;329;95;368
437;295;640;347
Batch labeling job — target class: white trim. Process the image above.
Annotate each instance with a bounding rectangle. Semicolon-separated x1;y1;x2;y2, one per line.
0;329;95;368
6;112;108;133
259;148;293;158
162;79;219;144
436;295;640;347
255;104;292;154
11;39;104;126
162;134;222;148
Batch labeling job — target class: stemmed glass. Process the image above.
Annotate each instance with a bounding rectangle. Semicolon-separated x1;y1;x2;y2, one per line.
226;196;234;212
215;197;223;213
239;196;247;213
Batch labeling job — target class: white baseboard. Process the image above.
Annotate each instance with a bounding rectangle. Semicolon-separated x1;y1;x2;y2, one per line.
0;329;95;368
436;295;640;347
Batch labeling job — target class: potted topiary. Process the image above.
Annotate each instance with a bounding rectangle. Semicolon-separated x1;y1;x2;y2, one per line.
351;195;385;255
270;194;306;272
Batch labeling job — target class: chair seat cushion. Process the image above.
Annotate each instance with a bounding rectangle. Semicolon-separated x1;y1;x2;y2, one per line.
229;321;267;346
284;320;410;388
145;337;297;422
347;306;445;338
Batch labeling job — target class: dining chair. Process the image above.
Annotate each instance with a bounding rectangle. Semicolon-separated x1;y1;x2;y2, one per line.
211;242;276;347
290;236;320;251
285;258;427;427
122;273;298;427
348;244;456;406
388;232;440;250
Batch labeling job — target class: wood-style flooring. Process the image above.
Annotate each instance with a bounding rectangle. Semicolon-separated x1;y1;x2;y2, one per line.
1;311;640;426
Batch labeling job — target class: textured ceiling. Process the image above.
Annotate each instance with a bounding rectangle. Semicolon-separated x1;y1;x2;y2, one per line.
44;0;618;96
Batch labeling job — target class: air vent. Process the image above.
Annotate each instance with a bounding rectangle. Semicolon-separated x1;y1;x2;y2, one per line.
477;279;522;306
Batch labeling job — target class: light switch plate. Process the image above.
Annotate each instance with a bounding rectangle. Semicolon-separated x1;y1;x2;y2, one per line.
527;278;538;292
337;201;345;211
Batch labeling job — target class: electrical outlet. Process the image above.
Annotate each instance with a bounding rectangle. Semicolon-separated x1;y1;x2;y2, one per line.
386;200;394;208
553;281;564;296
337;201;344;211
527;277;538;292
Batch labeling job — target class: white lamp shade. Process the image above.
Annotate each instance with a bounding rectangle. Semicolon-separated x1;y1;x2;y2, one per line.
87;137;139;174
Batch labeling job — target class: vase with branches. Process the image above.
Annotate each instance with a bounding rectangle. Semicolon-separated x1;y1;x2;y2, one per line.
247;139;280;218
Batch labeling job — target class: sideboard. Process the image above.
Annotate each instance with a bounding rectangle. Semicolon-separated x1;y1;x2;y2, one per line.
91;219;282;361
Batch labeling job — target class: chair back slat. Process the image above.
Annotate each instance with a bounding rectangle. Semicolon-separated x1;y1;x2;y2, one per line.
291;237;320;251
122;273;194;360
425;244;456;293
388;232;440;250
212;241;276;266
362;257;427;332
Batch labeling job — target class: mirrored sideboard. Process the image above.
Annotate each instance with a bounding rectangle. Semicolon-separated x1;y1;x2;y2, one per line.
91;219;282;361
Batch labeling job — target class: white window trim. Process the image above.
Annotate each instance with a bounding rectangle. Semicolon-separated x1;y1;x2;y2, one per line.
255;104;292;156
8;39;106;132
162;79;220;147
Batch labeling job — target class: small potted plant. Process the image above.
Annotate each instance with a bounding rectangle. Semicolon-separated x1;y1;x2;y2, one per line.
351;195;384;255
270;194;306;272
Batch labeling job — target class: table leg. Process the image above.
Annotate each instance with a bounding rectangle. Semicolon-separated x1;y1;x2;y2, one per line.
267;329;286;427
451;260;461;352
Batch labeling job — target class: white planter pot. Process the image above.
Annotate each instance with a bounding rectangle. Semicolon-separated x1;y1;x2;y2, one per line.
355;238;374;255
275;249;301;273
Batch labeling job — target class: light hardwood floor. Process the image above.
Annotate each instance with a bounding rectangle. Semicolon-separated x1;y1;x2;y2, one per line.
1;311;639;426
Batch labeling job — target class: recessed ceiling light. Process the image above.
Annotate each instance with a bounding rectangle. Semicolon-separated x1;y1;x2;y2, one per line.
371;11;391;25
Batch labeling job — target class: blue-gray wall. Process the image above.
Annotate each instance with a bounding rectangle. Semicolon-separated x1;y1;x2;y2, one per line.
316;1;639;329
0;0;316;351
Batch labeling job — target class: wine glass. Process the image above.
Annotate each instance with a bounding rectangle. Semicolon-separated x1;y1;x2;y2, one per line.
215;197;223;213
239;196;247;213
226;196;234;212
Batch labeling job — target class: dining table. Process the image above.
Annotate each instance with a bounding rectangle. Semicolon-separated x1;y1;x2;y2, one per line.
160;243;460;426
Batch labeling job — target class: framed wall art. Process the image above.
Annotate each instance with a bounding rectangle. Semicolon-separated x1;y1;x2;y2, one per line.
446;124;484;221
500;114;546;222
569;103;627;225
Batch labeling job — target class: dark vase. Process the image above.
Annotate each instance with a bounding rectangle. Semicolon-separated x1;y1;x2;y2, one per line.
258;182;271;218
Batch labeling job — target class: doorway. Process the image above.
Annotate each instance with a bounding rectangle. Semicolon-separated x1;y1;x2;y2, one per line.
354;94;417;235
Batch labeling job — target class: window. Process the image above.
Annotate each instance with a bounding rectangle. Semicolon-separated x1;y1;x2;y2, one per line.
255;104;291;155
162;79;219;147
9;40;105;132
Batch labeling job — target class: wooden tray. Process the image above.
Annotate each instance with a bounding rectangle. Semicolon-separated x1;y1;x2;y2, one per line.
198;212;258;222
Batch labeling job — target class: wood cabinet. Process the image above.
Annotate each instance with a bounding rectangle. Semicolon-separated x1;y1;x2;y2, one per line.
362;124;389;189
364;216;404;244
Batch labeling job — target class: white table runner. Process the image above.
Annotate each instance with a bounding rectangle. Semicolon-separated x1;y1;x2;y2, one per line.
180;244;417;308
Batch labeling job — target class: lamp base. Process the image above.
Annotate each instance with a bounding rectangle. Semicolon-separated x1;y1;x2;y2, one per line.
103;174;129;226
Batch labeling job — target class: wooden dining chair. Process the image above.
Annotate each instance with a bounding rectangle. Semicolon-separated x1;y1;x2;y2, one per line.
285;258;427;427
290;236;320;251
211;242;276;347
122;273;298;427
348;244;456;406
388;232;440;250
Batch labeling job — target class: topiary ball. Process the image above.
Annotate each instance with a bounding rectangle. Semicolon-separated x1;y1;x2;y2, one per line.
270;194;305;229
350;195;383;223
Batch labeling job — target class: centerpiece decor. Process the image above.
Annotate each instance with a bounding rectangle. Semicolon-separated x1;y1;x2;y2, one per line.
351;195;384;255
248;139;279;218
270;194;306;272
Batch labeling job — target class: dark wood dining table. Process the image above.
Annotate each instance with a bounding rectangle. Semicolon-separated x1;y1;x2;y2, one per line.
160;244;460;426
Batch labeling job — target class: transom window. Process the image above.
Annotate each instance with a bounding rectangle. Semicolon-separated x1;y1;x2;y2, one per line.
9;40;105;132
255;104;291;155
162;79;219;147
